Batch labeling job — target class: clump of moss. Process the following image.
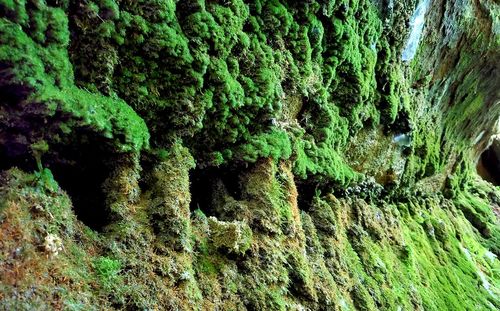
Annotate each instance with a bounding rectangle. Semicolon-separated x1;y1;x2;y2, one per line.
208;216;253;254
94;256;122;290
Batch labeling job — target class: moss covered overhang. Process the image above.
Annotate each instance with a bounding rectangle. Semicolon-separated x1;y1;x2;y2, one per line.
0;8;149;170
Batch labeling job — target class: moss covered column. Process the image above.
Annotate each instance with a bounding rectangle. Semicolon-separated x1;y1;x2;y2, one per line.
146;144;195;251
102;152;142;230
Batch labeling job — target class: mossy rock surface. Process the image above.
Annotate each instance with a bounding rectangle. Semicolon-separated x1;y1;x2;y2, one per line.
1;0;499;310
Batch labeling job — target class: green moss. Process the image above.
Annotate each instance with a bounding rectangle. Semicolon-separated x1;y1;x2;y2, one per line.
37;86;149;152
0;6;149;156
94;256;122;287
208;217;252;254
227;129;292;163
1;1;499;310
62;0;390;177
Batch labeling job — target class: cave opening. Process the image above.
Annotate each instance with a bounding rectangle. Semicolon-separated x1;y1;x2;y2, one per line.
0;135;113;231
0;143;37;172
46;139;113;231
477;143;500;186
189;166;242;217
295;181;318;211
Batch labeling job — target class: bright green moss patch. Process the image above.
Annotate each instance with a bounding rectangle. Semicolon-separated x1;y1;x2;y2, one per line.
303;193;500;311
0;4;149;158
64;0;391;178
94;257;122;290
37;86;149;152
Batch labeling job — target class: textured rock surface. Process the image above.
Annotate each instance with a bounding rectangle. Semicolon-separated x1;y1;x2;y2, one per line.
0;0;499;310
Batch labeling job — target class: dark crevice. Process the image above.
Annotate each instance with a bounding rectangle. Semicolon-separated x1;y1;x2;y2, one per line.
189;166;242;217
46;138;114;231
0;144;37;173
296;181;318;211
477;143;500;186
0;133;114;231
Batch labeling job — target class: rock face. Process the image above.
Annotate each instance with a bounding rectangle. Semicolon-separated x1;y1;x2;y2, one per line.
0;0;499;310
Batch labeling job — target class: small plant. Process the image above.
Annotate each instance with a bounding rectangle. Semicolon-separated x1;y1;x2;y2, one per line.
34;168;59;193
94;257;122;289
30;140;49;171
